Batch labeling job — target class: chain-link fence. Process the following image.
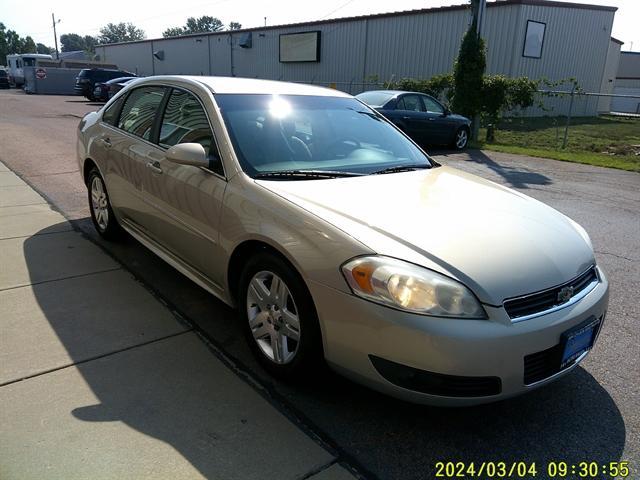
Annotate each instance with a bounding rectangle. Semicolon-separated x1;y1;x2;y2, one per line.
479;90;640;161
288;79;640;162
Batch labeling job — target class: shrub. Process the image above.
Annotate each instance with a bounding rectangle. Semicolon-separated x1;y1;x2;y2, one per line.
451;29;486;119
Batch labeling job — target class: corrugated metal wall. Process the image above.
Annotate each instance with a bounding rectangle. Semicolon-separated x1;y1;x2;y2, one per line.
597;40;621;112
100;2;616;115
617;52;640;78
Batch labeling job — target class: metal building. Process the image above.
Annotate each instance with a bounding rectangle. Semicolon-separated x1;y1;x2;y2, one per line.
96;0;618;115
612;51;640;114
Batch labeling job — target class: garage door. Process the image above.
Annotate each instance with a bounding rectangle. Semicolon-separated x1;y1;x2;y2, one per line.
611;86;640;114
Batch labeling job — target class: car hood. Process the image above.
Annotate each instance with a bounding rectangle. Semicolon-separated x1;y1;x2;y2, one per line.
256;166;595;305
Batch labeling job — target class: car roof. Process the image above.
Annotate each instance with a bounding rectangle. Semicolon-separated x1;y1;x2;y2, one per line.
82;68;131;73
133;75;352;97
105;76;136;84
357;90;425;96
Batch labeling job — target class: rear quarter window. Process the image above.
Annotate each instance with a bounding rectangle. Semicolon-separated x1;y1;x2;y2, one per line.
102;95;126;126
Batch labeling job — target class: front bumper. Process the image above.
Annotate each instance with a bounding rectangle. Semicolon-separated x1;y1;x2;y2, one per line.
74;84;90;96
308;267;609;406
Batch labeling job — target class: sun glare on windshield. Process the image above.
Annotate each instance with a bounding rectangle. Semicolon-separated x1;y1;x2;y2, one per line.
269;96;292;118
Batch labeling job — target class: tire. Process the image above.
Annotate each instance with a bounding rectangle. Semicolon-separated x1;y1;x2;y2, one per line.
87;168;123;240
238;252;323;381
452;126;469;150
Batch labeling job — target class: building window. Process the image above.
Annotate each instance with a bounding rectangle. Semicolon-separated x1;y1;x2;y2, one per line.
279;31;321;62
523;20;546;59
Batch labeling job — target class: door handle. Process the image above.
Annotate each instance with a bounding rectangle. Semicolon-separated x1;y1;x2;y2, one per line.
402;116;411;120
428;118;435;121
146;160;163;174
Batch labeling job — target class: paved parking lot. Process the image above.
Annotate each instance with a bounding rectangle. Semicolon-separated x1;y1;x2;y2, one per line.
1;90;639;479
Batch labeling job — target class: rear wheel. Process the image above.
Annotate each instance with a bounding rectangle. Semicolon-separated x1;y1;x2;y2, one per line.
238;252;323;380
87;168;122;240
452;127;469;150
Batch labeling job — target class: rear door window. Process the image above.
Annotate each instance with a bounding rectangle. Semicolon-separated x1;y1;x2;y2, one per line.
118;86;167;140
422;96;444;114
397;95;425;112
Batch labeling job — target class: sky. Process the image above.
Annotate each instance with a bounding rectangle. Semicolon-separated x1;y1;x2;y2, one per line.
1;0;638;51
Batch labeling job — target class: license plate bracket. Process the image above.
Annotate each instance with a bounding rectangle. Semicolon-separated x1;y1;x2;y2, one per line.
560;317;600;368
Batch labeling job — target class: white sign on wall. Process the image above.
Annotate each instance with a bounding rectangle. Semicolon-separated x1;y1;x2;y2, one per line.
279;31;321;63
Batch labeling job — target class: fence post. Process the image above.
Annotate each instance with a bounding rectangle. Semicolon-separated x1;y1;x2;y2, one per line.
562;85;575;149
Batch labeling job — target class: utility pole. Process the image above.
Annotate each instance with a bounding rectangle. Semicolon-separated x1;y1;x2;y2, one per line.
52;13;61;60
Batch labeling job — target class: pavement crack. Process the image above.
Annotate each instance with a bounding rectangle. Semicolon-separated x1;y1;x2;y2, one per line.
0;267;122;293
0;330;193;388
297;459;339;480
595;250;637;262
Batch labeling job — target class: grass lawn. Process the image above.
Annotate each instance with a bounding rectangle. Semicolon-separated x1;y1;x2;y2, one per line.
474;115;640;172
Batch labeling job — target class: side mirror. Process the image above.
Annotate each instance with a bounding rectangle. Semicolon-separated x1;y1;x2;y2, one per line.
166;143;208;168
443;108;451;116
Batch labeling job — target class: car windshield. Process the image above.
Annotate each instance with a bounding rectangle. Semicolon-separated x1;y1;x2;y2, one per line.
215;94;432;178
355;91;395;107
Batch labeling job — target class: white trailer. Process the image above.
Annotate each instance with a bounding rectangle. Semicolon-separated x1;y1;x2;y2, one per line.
5;53;53;87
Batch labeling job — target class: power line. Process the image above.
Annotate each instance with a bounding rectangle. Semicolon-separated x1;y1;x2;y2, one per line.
319;0;357;20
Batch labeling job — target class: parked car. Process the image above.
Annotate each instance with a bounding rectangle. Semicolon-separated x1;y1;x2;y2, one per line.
93;76;137;102
74;68;135;101
356;90;471;150
0;69;10;89
77;76;608;406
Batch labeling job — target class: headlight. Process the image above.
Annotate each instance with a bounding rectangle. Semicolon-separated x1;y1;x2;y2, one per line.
341;256;486;318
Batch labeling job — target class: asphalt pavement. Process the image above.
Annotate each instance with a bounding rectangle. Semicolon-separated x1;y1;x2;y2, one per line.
0;90;638;479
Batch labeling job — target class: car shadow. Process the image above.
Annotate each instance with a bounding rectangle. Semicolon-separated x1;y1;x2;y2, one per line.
24;221;626;479
430;148;552;190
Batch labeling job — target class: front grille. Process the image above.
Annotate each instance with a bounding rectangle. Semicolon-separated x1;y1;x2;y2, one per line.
504;267;598;320
370;355;501;397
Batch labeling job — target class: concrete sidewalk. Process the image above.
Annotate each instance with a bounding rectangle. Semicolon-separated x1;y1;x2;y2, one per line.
0;161;356;480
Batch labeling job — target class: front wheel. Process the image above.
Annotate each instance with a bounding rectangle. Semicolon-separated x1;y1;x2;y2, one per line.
238;252;323;381
452;127;469;150
87;168;123;240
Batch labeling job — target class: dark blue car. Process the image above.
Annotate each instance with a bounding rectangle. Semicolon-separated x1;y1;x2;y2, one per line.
356;90;471;150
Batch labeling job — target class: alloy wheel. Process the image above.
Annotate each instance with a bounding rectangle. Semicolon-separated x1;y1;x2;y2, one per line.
456;129;468;149
91;176;109;231
246;271;301;364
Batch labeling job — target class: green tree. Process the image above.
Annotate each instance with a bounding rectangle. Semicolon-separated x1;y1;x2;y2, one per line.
162;27;186;38
22;36;36;53
83;35;97;53
5;28;25;54
98;22;145;44
60;33;86;52
163;16;225;37
0;23;8;64
36;43;52;54
229;21;242;30
185;16;223;33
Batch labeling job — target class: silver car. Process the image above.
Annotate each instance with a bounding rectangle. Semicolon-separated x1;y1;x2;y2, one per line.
77;76;609;406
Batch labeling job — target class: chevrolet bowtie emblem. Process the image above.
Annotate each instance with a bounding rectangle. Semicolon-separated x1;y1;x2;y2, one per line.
557;286;575;304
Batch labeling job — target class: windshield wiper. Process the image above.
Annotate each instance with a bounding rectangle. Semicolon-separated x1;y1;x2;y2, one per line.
254;169;364;180
370;164;431;175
